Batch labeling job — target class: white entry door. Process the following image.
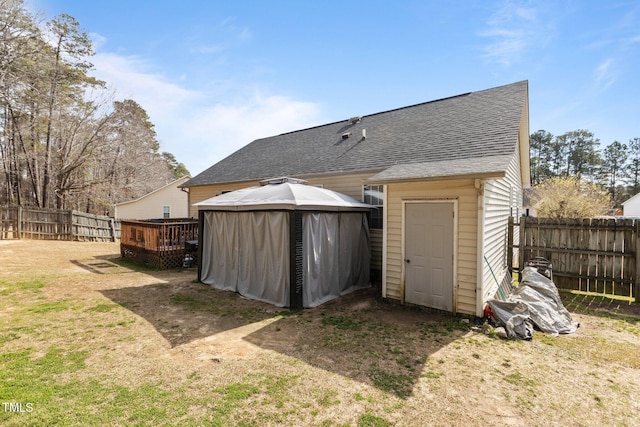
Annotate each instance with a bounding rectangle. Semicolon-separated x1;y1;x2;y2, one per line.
404;202;454;311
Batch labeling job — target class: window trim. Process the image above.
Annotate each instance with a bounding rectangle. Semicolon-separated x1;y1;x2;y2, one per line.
363;184;384;229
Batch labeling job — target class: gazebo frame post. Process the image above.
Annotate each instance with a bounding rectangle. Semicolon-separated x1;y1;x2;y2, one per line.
289;211;304;310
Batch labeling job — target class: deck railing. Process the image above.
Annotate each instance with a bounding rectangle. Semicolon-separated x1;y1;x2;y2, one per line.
120;219;198;269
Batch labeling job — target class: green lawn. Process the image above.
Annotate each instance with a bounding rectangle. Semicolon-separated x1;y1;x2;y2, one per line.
1;241;639;426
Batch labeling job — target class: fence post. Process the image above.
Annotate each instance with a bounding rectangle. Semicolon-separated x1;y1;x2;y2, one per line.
69;210;75;240
109;218;116;242
17;205;22;239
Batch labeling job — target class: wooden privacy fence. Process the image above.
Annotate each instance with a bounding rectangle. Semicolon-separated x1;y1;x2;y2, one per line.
508;217;638;301
0;206;120;242
120;219;198;269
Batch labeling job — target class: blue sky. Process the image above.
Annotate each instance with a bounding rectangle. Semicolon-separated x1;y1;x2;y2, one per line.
29;0;640;175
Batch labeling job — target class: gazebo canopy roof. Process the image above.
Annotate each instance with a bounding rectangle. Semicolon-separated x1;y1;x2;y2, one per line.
194;177;373;211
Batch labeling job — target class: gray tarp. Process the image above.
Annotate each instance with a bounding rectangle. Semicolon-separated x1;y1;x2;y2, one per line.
200;210;370;308
487;267;579;339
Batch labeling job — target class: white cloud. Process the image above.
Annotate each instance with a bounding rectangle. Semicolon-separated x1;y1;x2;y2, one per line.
593;58;617;91
189;43;227;55
182;93;323;174
88;32;108;50
91;53;198;111
190;94;320;140
480;1;552;66
217;16;252;41
89;52;324;175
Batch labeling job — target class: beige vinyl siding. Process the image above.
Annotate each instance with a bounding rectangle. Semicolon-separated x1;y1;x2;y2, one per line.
369;229;383;282
304;173;376;199
385;179;479;315
480;101;528;311
115;177;190;220
481;149;523;307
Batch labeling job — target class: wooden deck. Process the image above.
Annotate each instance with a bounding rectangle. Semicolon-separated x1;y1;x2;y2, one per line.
120;219;198;269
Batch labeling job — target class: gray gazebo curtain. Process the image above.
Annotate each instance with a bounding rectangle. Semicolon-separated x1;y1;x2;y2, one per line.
200;210;369;308
201;211;290;306
303;213;370;307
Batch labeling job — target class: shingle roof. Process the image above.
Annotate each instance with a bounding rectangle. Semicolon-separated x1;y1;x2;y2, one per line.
367;155;514;183
183;81;528;187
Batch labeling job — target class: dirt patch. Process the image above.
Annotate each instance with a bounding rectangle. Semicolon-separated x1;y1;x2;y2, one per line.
1;240;640;426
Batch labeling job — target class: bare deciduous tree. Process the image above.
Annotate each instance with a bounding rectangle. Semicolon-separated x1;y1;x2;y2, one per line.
532;176;613;218
1;2;188;215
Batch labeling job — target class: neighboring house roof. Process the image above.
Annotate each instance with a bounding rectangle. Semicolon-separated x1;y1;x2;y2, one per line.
183;81;528;187
113;176;191;207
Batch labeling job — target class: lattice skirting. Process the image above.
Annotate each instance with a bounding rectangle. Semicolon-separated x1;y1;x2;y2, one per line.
121;244;197;269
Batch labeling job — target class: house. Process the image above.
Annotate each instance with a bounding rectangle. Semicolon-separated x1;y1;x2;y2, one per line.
182;81;530;316
114;176;191;220
622;192;640;217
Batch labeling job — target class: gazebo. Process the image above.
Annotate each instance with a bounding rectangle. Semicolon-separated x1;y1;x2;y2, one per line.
195;177;373;309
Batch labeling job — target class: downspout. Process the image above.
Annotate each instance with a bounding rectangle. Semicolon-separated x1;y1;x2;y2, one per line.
180;186;191;218
475;179;485;318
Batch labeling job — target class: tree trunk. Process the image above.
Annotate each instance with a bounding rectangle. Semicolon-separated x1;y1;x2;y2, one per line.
42;33;63;208
0;105;21;205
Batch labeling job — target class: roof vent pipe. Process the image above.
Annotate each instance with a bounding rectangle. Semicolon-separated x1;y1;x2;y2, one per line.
349;116;361;124
362;129;367;139
342;132;351;140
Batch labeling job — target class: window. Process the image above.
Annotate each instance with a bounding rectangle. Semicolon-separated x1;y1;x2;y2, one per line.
162;205;171;219
363;185;384;229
